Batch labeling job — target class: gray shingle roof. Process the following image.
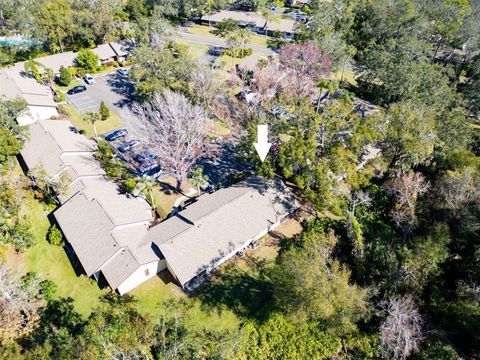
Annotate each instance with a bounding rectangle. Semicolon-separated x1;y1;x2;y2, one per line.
70;177;153;226
145;176;297;286
92;44;116;61
109;41;131;58
20;120;101;180
100;248;140;289
54;192;121;275
202;10;266;28
35;51;77;73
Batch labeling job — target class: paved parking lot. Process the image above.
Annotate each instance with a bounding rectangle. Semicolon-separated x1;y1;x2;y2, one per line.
66;71;251;182
68;71;149;139
67;91;100;113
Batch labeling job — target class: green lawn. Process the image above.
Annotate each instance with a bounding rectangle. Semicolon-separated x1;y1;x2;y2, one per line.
188;24;269;48
53;78;81;92
63;104;122;138
335;68;357;86
175;39;209;60
21;187;107;317
149;177;194;219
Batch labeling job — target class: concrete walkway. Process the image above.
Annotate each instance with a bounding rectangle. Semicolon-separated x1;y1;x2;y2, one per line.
173;188;198;208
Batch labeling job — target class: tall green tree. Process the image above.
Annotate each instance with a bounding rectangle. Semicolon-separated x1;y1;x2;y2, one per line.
34;0;75;53
271;230;367;331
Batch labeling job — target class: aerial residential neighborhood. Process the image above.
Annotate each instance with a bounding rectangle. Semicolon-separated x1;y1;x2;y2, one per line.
0;0;479;359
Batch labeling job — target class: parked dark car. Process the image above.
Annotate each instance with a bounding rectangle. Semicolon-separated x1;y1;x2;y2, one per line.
134;151;157;164
117;68;129;76
67;85;87;95
104;128;127;141
208;46;226;56
137;164;161;176
118;139;140;153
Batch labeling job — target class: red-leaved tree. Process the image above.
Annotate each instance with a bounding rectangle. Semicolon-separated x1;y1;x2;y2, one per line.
279;42;332;99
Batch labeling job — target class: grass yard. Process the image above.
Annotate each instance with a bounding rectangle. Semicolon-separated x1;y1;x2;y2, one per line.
14;177;108;317
209;118;230;137
335;68;357;86
62;103;122;138
53;78;81;92
188;24;269;48
150;176;194;219
175;39;209;60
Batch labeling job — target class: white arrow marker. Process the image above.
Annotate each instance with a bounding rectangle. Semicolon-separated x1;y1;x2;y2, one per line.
254;124;271;162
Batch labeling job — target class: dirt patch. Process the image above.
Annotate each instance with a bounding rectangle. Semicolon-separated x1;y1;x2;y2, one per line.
3;245;25;273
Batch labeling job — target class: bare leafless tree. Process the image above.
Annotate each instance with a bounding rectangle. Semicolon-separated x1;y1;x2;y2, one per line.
252;61;287;107
385;171;430;238
435;168;480;215
134;91;214;191
0;263;41;341
380;295;423;359
190;61;223;114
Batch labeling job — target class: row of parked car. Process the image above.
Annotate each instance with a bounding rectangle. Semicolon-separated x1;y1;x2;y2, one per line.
103;128;162;176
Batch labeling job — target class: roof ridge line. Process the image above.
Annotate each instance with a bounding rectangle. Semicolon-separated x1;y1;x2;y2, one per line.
154;186;256;245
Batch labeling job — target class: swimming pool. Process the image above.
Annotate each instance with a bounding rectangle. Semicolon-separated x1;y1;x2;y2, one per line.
0;38;39;46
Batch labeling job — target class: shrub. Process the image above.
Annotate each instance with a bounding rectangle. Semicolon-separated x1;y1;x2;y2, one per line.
76;49;99;72
53;92;66;103
123;178;137;193
225;47;253;58
75;67;86;78
58;65;71;86
99;101;110;121
47;225;63;246
57;104;69;115
40;280;57;301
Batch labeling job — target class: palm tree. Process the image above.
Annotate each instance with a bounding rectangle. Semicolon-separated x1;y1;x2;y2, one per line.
83;112;101;139
235;28;251;58
137;176;157;208
24;58;43;83
261;8;280;36
205;0;215;27
190;167;209;195
226;32;241;65
42;68;55;87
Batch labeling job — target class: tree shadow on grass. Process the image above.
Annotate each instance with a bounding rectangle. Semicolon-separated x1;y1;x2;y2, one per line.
192;259;274;321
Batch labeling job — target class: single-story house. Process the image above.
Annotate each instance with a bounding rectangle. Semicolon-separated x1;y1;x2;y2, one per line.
19;119;104;187
201;10;299;39
201;10;266;32
92;43;117;65
143;175;297;290
265;19;297;39
0;65;58;125
35;51;77;73
54;189;159;295
109;41;131;64
20;119;297;295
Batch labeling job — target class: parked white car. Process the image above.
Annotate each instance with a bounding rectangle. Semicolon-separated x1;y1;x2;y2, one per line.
117;68;129;76
84;74;95;84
